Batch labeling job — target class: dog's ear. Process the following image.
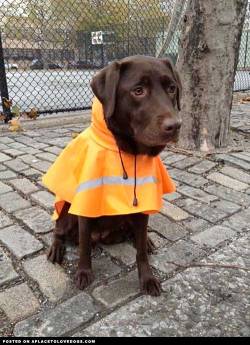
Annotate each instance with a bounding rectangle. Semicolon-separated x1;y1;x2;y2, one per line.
90;61;121;118
161;58;182;111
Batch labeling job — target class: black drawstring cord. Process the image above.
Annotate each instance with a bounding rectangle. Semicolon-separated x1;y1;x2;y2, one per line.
133;154;138;206
118;148;128;180
118;148;138;207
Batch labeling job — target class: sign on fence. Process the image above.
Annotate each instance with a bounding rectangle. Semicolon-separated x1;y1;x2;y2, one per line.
91;31;103;45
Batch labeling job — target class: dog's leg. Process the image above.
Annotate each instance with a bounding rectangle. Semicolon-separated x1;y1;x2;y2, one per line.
131;233;156;254
75;216;94;290
146;235;156;254
47;202;71;264
133;213;161;296
47;228;66;264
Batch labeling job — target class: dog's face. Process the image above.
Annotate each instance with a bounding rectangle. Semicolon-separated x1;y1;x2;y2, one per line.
91;55;182;148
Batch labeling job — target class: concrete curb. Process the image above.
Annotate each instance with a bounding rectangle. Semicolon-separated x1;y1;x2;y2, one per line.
0;110;91;132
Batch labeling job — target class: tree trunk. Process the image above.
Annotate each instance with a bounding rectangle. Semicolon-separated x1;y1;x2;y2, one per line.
177;0;248;152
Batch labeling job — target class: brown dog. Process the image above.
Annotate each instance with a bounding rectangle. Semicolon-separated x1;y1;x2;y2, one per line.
47;55;182;296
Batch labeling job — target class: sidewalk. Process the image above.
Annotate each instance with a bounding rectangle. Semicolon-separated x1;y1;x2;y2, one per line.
0;104;250;337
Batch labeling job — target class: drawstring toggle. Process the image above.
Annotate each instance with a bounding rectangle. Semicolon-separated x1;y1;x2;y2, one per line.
133;196;138;207
123;171;128;180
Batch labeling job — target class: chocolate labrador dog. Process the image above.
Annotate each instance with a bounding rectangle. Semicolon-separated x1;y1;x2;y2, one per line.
48;55;182;296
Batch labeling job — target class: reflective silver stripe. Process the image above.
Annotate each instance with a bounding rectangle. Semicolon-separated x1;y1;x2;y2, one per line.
76;176;157;193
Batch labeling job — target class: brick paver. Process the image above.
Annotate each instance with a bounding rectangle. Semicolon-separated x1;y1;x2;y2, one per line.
149;213;187;241
191;225;236;247
161;200;190;221
171;156;201;169
30;190;54;209
14;293;99;337
23;255;73;302
204;184;250;207
3;159;29;172
150;240;206;274
214;154;250;171
188;160;217;174
15;207;53;233
175;198;228;223
0;152;11;163
0;192;31;213
102;242;137;266
207;172;248;191
220;166;250;184
92;271;139;307
8;178;39;194
0;181;13;195
0;225;43;259
0;284;40;322
0;211;13;228
170;168;208;187
0;249;18;286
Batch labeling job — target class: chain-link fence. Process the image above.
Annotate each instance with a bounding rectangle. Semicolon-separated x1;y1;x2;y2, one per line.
0;0;249;119
0;0;179;117
236;2;250;92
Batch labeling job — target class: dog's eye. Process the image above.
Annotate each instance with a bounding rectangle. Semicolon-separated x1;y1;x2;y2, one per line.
167;84;176;94
132;86;145;96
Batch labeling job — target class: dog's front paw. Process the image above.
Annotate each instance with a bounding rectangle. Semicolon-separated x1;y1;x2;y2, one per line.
47;241;65;264
140;275;161;297
75;269;94;290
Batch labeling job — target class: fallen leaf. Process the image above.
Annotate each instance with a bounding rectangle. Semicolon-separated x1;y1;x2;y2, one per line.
3;98;12;109
8;118;23;132
240;96;250;103
12;105;21;117
0;113;6;121
26;108;38;119
71;132;80;138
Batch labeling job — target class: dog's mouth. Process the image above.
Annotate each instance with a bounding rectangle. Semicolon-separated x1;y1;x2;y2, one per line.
162;131;180;144
149;131;180;146
133;127;180;148
137;135;179;148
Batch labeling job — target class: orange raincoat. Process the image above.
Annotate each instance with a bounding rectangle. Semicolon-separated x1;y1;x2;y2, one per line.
42;97;176;219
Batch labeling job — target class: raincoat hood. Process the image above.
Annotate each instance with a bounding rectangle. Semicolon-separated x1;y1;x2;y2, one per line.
42;97;176;219
90;95;118;151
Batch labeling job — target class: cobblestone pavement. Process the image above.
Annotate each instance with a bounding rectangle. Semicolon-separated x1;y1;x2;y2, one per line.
0;104;250;337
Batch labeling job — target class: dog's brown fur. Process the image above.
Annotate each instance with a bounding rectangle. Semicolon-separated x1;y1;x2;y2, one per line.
48;55;182;296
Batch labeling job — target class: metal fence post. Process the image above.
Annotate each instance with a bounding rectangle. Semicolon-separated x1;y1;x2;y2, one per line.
0;30;11;123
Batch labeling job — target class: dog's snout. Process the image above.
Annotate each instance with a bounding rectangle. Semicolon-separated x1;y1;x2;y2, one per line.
163;119;182;135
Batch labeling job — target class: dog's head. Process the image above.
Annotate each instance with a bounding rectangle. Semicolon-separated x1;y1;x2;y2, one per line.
91;55;182;152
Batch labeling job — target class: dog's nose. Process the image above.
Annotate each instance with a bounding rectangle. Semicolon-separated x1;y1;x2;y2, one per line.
163;119;182;135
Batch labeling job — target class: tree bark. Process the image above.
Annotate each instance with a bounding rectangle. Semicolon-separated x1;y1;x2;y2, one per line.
177;0;248;151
